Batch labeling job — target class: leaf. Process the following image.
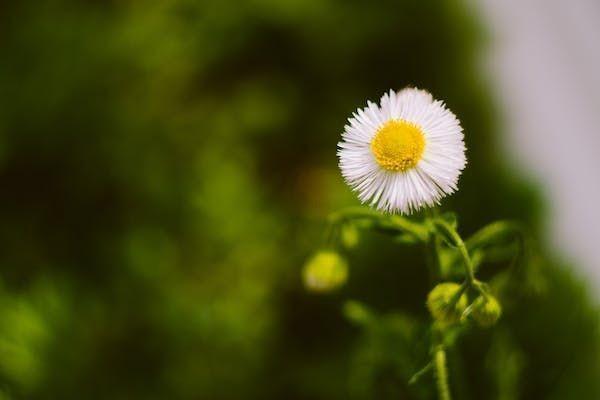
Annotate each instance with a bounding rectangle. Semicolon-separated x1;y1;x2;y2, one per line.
466;221;523;252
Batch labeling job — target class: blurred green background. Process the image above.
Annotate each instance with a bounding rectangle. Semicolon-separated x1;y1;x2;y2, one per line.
0;0;599;399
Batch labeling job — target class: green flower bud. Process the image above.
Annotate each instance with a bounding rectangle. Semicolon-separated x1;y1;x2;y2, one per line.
427;283;467;325
343;300;373;325
471;295;502;327
340;223;359;249
302;250;348;293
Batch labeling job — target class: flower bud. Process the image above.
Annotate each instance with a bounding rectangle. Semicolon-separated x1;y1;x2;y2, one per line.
343;300;372;325
471;295;502;327
426;283;467;325
340;223;359;249
302;250;348;293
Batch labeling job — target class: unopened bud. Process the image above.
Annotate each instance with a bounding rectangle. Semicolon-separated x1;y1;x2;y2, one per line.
427;283;467;325
302;250;348;293
343;300;372;325
471;295;502;327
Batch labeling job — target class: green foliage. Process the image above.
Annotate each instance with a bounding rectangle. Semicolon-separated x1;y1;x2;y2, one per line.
0;0;598;399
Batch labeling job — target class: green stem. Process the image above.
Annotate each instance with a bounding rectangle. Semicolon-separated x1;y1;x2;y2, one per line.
425;233;442;282
432;220;478;288
434;346;452;400
456;237;476;284
388;215;429;241
408;361;433;385
328;207;428;241
423;210;453;400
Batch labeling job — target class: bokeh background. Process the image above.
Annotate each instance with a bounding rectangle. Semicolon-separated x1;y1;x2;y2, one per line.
0;0;599;399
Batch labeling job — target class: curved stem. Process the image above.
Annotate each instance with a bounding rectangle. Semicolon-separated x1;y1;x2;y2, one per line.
408;361;433;385
425;233;442;282
328;207;428;241
432;219;478;288
434;346;452;400
388;215;429;241
456;237;476;284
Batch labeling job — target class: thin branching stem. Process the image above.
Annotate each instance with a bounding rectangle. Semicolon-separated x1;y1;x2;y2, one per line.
432;219;486;295
408;361;433;385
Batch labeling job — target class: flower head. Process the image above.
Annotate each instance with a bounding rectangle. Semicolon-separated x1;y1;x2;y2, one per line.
338;88;466;214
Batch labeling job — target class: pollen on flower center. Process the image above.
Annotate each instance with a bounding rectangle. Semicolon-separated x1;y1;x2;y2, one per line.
370;120;426;172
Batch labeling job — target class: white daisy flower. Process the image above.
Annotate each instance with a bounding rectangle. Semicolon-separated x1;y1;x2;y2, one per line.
337;88;466;214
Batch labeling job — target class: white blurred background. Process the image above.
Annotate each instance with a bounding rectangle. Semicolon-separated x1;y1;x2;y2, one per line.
474;0;600;290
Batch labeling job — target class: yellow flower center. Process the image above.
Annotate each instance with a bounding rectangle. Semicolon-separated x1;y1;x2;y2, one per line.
370;120;426;172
